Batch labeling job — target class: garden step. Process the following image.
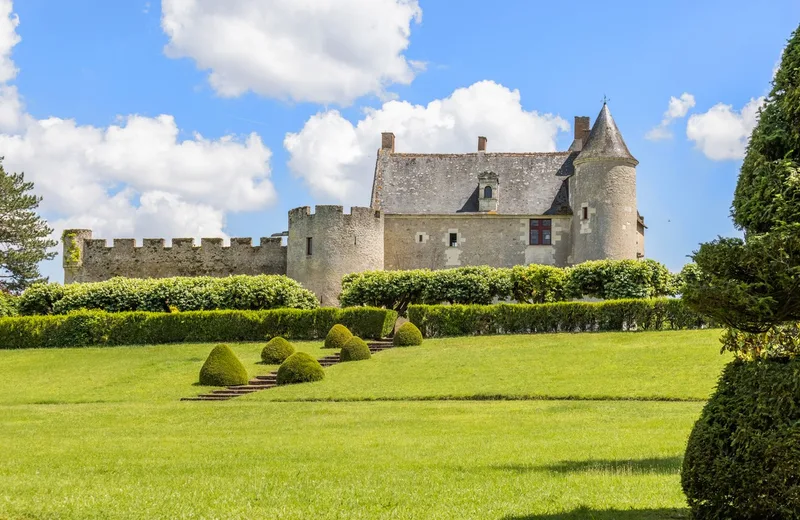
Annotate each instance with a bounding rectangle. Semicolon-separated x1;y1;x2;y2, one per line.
181;396;232;401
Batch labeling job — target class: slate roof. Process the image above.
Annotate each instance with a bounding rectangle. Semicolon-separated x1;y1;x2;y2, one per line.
575;103;638;165
372;152;575;216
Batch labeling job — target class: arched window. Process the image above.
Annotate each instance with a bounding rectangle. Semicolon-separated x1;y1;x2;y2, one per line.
483;185;493;199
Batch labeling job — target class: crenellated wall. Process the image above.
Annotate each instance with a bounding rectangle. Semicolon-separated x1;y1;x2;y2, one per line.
62;230;287;283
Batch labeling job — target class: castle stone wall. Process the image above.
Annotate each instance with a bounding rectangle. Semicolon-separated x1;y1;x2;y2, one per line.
62;230;287;283
287;206;384;306
384;214;572;270
569;158;639;263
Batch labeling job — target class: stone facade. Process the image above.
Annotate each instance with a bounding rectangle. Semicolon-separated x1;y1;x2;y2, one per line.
62;102;645;306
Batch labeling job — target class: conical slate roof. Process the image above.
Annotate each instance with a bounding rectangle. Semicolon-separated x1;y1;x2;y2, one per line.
575;103;637;165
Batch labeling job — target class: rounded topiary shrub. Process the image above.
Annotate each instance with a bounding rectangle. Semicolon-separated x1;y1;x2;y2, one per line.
277;352;325;385
324;324;353;349
340;336;371;362
261;336;295;364
199;344;249;386
682;358;800;519
393;322;423;347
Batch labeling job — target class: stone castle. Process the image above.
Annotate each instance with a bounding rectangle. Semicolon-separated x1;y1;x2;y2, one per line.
63;102;645;306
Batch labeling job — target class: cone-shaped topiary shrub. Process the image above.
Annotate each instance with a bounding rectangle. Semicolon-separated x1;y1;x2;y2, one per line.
340;336;371;362
277;352;325;385
393;322;423;346
261;336;295;364
199;344;249;386
324;323;353;349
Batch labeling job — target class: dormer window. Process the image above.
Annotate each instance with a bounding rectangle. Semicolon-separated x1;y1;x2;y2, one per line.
483;186;493;199
478;170;499;212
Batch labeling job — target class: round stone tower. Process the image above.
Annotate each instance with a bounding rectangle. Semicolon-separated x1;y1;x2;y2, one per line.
570;103;639;264
286;205;384;306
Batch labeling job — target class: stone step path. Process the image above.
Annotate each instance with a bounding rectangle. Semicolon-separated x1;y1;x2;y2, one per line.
181;340;394;402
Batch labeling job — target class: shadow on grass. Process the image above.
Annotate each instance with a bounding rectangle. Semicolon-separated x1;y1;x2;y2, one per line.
503;506;690;519
494;456;682;475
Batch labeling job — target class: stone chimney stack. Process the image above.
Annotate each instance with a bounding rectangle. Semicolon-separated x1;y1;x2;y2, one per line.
575;116;591;145
478;136;487;152
381;132;395;153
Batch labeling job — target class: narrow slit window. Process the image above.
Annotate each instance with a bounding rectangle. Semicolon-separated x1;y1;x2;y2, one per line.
306;237;313;256
418;234;423;243
582;207;588;220
529;219;552;246
449;233;458;247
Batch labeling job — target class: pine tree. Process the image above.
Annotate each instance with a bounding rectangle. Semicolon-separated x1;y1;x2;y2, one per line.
0;159;57;293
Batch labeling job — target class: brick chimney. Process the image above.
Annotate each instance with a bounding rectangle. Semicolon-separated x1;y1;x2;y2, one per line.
478;136;487;152
381;132;395;153
574;116;591;145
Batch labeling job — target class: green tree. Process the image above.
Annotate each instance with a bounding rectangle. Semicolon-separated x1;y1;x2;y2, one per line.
684;24;800;342
0;159;57;293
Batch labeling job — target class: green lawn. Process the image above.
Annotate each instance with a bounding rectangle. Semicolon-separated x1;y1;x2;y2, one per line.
0;330;728;519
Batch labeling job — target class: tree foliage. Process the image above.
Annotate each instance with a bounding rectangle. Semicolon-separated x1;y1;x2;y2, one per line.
0;160;57;293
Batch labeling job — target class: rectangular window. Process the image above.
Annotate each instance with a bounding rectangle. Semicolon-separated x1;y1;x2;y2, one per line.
529;219;552;246
306;237;312;256
582;207;588;220
449;233;458;247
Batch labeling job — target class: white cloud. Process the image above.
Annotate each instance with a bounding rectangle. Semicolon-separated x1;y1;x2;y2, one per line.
646;92;696;141
686;97;765;161
284;80;570;205
160;0;422;105
0;1;276;250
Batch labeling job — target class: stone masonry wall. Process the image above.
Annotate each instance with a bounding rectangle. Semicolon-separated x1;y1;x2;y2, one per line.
286;206;384;306
384;214;572;270
62;230;287;283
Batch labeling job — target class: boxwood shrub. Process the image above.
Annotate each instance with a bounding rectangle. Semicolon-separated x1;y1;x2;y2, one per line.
0;307;397;349
199;344;249;386
277;352;325;385
407;298;710;337
17;275;319;315
324;324;353;349
682;358;800;519
393;322;423;346
261;337;295;364
340;336;371;362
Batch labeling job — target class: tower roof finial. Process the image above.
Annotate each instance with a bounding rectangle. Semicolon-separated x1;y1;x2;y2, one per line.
575;102;637;165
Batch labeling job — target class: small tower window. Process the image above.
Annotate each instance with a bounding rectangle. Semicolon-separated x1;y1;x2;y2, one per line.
483;185;493;199
419;234;423;243
449;233;458;247
529;219;552;246
306;237;313;256
582;207;588;220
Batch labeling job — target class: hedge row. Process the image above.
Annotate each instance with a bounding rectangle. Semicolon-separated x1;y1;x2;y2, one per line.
0;307;397;349
407;299;710;337
340;260;679;315
18;275;319;315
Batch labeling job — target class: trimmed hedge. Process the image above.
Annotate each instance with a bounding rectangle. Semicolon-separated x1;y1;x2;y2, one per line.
682;358;800;519
199;344;249;386
340;336;371;362
0;307;397;349
277;352;325;385
393;322;423;346
17;275;319;315
261;337;295;364
407;299;710;337
324;324;353;350
340;260;679;315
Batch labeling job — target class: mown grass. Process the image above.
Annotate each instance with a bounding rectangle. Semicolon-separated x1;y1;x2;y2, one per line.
1;401;697;519
0;329;728;519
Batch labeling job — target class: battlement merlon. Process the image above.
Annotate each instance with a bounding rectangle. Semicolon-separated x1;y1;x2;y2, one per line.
69;232;285;253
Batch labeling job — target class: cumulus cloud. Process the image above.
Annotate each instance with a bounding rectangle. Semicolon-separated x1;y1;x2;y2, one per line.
0;1;276;250
284;80;570;205
686;97;765;161
161;0;422;105
645;92;696;141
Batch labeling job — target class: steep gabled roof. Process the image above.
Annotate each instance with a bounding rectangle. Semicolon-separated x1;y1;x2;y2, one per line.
575;103;637;165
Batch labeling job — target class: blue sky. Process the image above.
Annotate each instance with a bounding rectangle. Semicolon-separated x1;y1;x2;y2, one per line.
2;0;798;281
